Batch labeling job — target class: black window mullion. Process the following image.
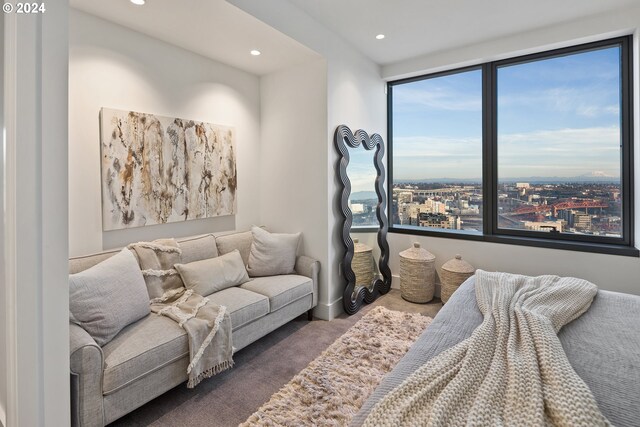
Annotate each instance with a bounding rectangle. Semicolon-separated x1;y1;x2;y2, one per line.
621;36;634;247
387;82;394;228
482;63;494;236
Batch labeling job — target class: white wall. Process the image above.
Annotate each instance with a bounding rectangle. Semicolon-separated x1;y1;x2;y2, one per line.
0;11;6;427
326;52;387;317
259;59;328;298
380;3;640;296
69;9;261;256
230;0;387;319
3;2;70;425
382;4;640;80
236;0;640;305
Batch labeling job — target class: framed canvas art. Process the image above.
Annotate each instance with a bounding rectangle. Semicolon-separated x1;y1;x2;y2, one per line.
100;108;237;230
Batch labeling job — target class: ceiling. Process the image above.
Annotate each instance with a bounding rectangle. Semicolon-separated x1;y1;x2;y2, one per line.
69;0;321;76
71;0;638;74
288;0;638;65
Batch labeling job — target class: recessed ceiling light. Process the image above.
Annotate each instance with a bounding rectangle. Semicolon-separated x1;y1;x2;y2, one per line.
376;34;385;40
250;50;261;56
130;0;145;5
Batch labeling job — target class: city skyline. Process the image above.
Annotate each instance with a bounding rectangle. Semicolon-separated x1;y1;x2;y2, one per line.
390;181;622;238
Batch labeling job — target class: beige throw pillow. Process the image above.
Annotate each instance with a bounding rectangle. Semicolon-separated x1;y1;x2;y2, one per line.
69;248;150;346
128;238;184;300
247;226;301;277
175;249;250;296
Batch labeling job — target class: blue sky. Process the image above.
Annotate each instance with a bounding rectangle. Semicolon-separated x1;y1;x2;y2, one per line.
392;46;622;181
348;147;378;194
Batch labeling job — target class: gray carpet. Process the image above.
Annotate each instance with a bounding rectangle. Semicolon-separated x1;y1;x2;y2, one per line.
109;290;442;427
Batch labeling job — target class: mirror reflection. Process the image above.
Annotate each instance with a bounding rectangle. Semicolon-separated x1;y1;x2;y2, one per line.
346;145;381;291
351;236;380;293
347;147;378;228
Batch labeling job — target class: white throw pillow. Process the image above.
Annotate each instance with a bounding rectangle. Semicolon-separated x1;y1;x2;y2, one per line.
69;248;150;346
175;249;250;296
247;226;301;277
215;230;253;265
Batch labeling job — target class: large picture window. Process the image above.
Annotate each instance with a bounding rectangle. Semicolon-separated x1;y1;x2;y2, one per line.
390;68;483;233
388;36;635;256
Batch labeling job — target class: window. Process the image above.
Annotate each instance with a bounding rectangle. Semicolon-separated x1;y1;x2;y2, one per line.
388;36;635;256
390;68;483;233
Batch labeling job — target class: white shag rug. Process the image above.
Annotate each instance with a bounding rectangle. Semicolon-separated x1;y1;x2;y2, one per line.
240;306;432;427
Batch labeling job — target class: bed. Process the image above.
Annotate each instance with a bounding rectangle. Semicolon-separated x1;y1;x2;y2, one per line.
351;276;640;426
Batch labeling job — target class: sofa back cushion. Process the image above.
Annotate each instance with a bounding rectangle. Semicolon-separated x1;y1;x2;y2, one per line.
69;234;219;274
178;234;218;264
216;230;253;265
69;248;150;346
175;249;249;296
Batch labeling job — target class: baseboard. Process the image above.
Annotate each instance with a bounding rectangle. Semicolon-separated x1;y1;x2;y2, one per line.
391;274;401;289
315;276;442;320
313;298;344;320
391;274;441;298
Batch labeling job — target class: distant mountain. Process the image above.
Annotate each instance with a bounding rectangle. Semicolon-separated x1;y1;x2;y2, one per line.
350;191;378;200
500;175;620;183
395;174;620;184
579;171;615;178
395;178;481;184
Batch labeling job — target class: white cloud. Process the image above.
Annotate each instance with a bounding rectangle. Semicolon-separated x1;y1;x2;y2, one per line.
394;85;481;112
498;126;620;177
604;105;620;115
394;135;481;158
498;126;619;148
393;126;621;179
393;136;483;179
499;86;619;119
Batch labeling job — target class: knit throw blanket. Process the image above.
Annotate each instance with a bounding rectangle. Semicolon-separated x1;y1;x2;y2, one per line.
129;239;233;388
363;270;609;427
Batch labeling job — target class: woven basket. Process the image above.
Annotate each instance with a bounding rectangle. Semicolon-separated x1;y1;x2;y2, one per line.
399;243;435;303
440;254;474;303
352;238;374;287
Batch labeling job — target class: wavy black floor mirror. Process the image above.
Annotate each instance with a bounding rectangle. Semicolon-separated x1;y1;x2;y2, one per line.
335;124;392;315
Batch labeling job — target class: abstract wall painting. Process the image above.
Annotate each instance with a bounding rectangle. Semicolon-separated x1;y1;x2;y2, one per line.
100;108;237;231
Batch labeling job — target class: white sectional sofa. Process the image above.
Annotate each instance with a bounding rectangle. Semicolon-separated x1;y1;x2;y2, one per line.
69;230;319;426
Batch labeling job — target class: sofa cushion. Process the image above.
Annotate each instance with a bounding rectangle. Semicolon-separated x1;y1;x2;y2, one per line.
69;249;120;274
69;248;150;346
69;234;217;275
247;227;301;277
175;250;249;297
206;287;269;330
216;231;253;265
101;313;188;395
178;233;218;264
240;275;312;312
129;239;184;300
101;287;269;395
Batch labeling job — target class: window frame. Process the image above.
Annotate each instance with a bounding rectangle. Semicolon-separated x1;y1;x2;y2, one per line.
387;36;637;257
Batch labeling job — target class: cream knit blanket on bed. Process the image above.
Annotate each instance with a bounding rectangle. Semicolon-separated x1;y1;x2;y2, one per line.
363;270;610;427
